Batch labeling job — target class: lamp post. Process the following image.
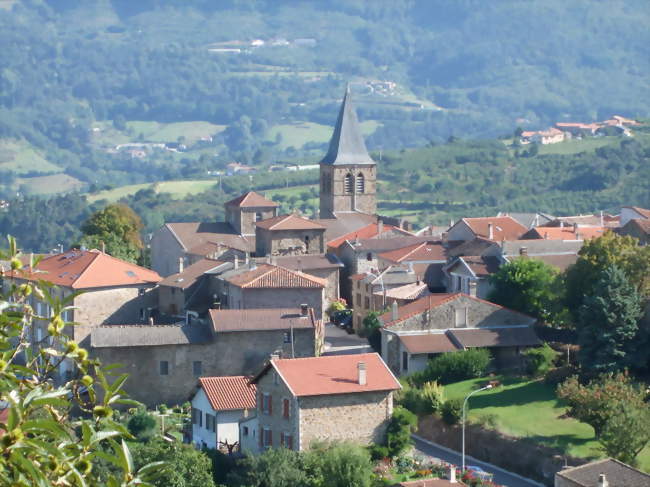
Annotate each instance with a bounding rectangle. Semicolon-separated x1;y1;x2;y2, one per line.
462;384;493;472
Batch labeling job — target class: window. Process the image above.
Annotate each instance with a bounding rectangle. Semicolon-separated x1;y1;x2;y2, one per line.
344;173;353;194
193;361;202;376
364;297;370;309
283;398;290;419
366;252;372;261
139;308;146;321
262;428;273;447
283;332;292;344
192;408;202;426
304;235;310;250
356;172;365;193
243;426;249;436
454;307;468;327
273;371;279;385
281;432;293;449
261;393;272;415
206;414;215;432
139;288;145;297
159;361;169;375
356;293;361;307
171;287;176;295
255;212;262;221
402;351;409;372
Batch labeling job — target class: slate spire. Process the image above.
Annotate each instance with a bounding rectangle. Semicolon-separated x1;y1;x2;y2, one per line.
320;86;375;165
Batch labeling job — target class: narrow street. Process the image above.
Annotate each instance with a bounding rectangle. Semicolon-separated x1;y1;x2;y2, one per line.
323;323;373;355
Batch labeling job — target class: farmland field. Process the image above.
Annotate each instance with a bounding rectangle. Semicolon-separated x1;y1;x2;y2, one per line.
17;173;84;195
266;120;380;150
88;179;220;203
0;139;62;175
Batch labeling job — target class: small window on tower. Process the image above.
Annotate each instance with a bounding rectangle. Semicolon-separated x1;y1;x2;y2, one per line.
255;212;262;222
344;173;353;194
356;173;365;193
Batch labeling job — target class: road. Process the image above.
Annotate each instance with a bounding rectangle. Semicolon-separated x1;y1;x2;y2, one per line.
412;435;545;487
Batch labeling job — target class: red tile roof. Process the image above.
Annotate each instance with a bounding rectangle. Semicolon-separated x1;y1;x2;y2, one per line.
8;250;161;289
225;191;278;208
524;226;606;240
226;263;326;288
395;478;466;486
399;333;460;354
263;353;400;397
256;214;326;231
209;308;317;332
198;376;257;411
159;258;224;289
461;216;528;241
378;241;446;264
326;222;413;249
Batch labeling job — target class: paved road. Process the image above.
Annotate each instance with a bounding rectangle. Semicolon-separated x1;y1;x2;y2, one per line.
323;323;372;355
412;435;544;487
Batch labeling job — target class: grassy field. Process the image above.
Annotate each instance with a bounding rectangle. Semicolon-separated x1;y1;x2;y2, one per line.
17;173;84;195
444;376;650;472
0;139;62;175
537;136;621;155
88;179;219;203
92;120;226;146
266;120;380;150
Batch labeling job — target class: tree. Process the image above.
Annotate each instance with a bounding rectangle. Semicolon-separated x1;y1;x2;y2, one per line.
305;442;374;487
564;232;650;321
576;265;642;372
599;403;650;466
79;203;144;263
0;237;164;485
129;438;215;487
127;409;158;441
385;407;418;457
228;447;310;487
557;372;648;437
523;342;558;377
488;258;559;322
360;311;382;353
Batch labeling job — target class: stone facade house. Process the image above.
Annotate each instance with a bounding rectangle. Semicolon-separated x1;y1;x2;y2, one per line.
379;293;539;376
3;249;161;382
246;353;400;452
255;214;326;256
190;376;256;450
225;191;279;237
89;307;321;406
446;216;528;243
377;240;447;291
444;256;500;299
618;218;650;246
554;458;650;487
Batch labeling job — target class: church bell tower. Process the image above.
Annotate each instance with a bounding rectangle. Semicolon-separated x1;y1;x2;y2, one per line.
319;86;377;219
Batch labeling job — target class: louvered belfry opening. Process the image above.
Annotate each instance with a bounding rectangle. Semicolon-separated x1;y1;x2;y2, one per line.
356;172;365;193
344;173;354;194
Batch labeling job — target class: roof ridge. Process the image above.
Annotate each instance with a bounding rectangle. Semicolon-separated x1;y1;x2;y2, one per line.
270;214;293;230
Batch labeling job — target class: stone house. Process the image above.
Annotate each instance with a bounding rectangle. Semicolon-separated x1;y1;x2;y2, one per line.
89;307;321;406
255;214;326;256
379;293;539;376
377;240;447;291
620;205;650;227
554;458;650;487
372;282;432;311
213;262;326;319
3;249;160;381
225;191;279;237
246;353;400;452
446;217;528;243
190;375;256;450
444;256;500;299
618;218;650;246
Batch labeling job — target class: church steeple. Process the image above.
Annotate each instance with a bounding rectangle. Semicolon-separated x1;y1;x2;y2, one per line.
321;86;375;166
319;86;377;218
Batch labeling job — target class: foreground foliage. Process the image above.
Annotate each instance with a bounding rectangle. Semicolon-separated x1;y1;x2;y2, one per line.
0;237;165;485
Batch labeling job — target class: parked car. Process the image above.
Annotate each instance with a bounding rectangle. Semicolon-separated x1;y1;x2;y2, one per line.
331;309;353;331
466;465;493;481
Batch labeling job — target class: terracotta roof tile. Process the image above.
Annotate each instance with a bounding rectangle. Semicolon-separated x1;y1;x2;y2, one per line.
209;308;317;332
399;333;461;354
166;222;254;253
225;191;278;208
256;214;326;231
8;250;161;289
198;376;257;411
326;222;413;249
523;226;607;240
317;212;378;243
378;241;446;264
225;263;326;288
268;353;400;397
461;216;528;241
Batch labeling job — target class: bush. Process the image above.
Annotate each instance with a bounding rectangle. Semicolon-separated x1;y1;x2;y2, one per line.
544;365;576;385
415;349;491;385
441;398;463;425
368;444;390;461
386;407;418;457
524;343;558;377
127;409;157;441
421;381;445;413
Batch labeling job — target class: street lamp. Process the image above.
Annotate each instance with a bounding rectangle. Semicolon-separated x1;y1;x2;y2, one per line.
462;384;493;472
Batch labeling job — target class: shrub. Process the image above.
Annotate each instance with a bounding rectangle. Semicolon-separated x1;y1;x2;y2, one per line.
421;380;445;413
368;444;390;461
474;413;498;429
415;349;491;385
127;409;157;441
394;455;417;474
326;298;347;316
386;407;418;457
441;398;463;425
524;343;558;377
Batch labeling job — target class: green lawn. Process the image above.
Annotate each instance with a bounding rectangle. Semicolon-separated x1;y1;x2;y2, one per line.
443;376;650;472
88;179;220;203
0;139;62;175
266;120;380;150
92;120;226;146
537;136;620;155
16;173;84;195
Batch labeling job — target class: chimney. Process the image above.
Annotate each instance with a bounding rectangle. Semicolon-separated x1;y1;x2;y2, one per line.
178;257;184;273
270;352;280;361
357;362;367;386
377;219;384;236
560;220;564;228
101;240;106;254
519;246;528;256
488;223;494;240
234;256;239;269
468;280;477;297
300;304;309;316
391;300;399;321
598;474;608;487
148;316;154;325
449;465;457;483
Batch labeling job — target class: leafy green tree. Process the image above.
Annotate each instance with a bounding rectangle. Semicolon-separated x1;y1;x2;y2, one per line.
305;442;374;487
577;265;642;373
228;447;310;487
129;439;215;487
565;232;650;321
441;398;463;425
386;407;418;457
360;311;382;353
0;237;164;486
599;402;650;466
557;372;648;437
523;342;558;377
79;203;144;263
127;409;158;442
488;258;560;322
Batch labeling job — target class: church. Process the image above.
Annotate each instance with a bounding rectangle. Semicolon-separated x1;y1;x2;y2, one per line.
151;87;400;277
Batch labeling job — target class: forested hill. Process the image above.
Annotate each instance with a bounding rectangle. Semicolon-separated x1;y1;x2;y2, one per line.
0;0;648;198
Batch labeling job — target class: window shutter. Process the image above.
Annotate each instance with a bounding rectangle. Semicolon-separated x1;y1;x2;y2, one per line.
283;399;289;418
268;430;273;446
259;429;263;447
280;432;284;446
287;435;293;450
268;395;272;415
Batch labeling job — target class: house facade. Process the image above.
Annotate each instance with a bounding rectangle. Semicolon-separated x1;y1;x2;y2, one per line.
248;353;400;452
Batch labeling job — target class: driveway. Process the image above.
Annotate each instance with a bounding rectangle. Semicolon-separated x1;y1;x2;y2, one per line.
412;435;545;487
323;323;373;355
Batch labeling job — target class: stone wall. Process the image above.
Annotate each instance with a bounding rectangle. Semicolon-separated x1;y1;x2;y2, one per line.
298;390;393;449
239;207;277;236
240;287;324;320
319;163;377;217
151;225;184;277
90;326;316;407
255;228;325;257
255;369;300;449
158;285;185;315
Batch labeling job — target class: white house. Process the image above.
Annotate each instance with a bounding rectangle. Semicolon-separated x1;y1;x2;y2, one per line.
190;376;256;450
